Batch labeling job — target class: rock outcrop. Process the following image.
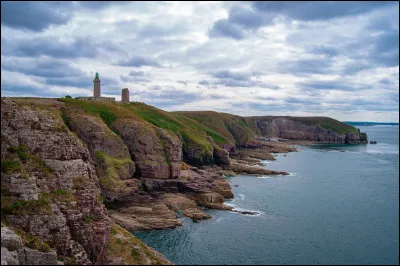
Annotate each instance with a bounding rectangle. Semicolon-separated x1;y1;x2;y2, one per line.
253;117;364;144
1;226;60;265
1;98;172;265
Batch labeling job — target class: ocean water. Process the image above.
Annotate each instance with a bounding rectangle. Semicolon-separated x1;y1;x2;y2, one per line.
135;125;399;265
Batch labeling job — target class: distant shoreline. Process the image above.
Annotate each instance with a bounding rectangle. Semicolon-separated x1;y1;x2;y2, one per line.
344;122;399;126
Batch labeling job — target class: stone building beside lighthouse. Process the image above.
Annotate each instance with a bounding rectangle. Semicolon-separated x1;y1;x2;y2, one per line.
121;88;130;102
77;72;115;102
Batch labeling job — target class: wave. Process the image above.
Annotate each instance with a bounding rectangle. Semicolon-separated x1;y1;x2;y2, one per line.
257;172;297;178
232;207;263;216
225;202;263;216
257;176;274;179
260;160;272;164
238;193;245;201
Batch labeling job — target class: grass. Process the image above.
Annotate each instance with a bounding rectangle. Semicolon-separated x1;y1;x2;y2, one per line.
1;160;21;174
1;194;52;216
106;224;166;265
26;236;52;252
51;189;76;202
7;145;29;162
94;150;132;193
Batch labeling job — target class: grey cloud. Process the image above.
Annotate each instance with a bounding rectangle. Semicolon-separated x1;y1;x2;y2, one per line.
138;21;191;39
208;70;280;89
116;56;162;67
129;71;148;77
208;19;247;40
208;4;274;40
120;70;151;83
151;85;163;91
120;76;151;83
252;1;393;21
77;1;129;9
1;81;46;97
1;1;73;32
198;80;210;86
2;36;121;59
1;57;85;78
228;6;270;29
137;87;201;108
279;58;334;75
214;79;270;88
45;76;92;88
297;80;370;92
209;2;394;40
177;80;189;86
284;97;321;105
211;70;250;81
307;45;338;57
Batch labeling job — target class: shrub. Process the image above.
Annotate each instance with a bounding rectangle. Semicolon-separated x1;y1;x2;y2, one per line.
26;236;51;252
55;189;68;196
1;160;21;174
65;95;72;99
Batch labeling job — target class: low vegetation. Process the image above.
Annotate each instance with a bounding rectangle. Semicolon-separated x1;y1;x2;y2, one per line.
106;224;166;265
94;150;132;193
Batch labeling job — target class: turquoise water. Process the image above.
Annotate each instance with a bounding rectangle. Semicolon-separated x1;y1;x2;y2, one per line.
135;125;399;265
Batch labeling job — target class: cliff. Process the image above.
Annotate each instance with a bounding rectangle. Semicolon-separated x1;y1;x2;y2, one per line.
1;97;367;265
176;112;368;146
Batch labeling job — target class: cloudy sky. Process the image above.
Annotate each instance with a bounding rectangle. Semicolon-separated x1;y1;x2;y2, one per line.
1;1;399;122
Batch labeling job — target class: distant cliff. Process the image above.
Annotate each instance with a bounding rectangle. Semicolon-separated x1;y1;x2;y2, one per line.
176;112;368;147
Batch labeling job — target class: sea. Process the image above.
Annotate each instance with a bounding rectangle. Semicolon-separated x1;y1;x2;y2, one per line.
134;125;399;265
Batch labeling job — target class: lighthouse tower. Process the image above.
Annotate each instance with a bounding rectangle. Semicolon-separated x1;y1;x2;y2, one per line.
93;72;101;97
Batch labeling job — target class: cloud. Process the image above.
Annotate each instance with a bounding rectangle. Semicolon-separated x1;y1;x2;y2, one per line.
1;56;85;78
208;4;274;40
296;80;369;92
306;45;338;58
211;70;250;81
1;1;398;122
120;70;152;83
208;19;247;40
198;80;210;86
77;1;129;10
177;80;189;86
2;36;122;59
116;55;162;67
278;58;334;75
137;86;202;108
252;1;393;21
1;1;74;32
204;70;280;89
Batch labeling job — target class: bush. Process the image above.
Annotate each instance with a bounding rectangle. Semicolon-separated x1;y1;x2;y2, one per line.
65;95;72;99
55;189;68;196
26;236;51;252
1;160;21;174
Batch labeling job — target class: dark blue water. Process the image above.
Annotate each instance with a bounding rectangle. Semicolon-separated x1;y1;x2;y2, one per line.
135;125;399;265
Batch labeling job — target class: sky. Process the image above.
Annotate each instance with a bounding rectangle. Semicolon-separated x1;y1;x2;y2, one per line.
1;1;399;122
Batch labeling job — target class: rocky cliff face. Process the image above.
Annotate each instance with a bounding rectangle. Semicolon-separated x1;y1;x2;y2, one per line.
254;117;365;144
1;98;172;265
178;111;368;148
